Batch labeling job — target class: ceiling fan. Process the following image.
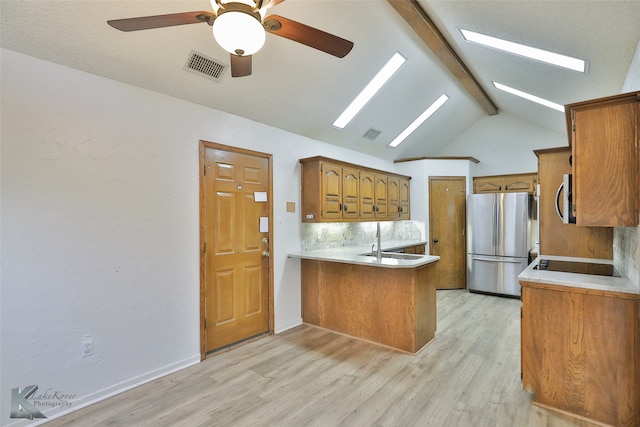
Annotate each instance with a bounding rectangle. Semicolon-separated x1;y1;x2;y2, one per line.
107;0;354;77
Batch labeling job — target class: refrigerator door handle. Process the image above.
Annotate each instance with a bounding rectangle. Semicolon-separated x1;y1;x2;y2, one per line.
472;256;523;263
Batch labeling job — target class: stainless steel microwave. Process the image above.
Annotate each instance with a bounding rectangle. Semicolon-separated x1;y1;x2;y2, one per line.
555;173;576;224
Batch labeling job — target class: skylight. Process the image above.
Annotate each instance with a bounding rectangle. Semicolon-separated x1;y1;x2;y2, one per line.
387;94;449;148
459;28;587;73
493;82;564;112
332;52;407;129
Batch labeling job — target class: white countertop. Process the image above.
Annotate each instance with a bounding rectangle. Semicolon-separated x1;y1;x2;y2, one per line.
519;255;639;296
288;239;439;269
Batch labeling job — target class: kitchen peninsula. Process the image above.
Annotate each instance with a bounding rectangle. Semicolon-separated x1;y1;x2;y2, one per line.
289;241;439;354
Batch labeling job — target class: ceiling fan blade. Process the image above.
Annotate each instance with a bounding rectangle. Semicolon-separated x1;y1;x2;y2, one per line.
107;11;214;32
230;54;252;77
264;15;354;58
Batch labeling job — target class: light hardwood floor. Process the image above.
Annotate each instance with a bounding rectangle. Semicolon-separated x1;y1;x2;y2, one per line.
45;290;599;427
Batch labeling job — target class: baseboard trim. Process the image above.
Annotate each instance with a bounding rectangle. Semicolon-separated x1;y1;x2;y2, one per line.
19;354;201;427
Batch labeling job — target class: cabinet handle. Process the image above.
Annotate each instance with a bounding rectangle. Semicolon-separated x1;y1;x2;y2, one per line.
339;203;342;211
343;203;348;212
433;239;439;243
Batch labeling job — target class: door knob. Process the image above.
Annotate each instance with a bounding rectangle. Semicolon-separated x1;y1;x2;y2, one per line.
262;251;270;257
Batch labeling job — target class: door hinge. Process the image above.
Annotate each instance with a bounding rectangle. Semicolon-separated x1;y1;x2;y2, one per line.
203;241;206;253
203;164;207;176
204;318;207;330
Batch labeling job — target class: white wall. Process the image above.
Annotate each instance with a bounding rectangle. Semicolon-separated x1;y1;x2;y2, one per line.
395;159;475;252
0;48;394;425
435;112;565;176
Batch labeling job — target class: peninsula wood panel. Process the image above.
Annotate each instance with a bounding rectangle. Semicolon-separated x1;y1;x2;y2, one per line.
521;282;640;426
535;148;612;259
301;259;436;353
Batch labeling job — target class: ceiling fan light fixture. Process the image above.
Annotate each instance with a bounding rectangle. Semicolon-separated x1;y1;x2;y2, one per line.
213;8;265;56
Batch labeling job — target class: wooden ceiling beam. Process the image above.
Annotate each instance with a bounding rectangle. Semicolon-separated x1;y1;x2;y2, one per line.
387;0;498;116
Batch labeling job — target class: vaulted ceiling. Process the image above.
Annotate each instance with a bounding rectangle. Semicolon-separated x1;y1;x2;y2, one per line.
2;1;639;161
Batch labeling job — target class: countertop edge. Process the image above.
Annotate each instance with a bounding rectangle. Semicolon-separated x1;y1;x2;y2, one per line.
518;255;639;296
288;240;438;269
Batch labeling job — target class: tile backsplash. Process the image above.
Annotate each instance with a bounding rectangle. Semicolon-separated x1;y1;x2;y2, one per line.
302;221;422;251
614;225;640;285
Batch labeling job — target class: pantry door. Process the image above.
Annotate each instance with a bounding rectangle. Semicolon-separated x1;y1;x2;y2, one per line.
429;177;466;289
200;141;272;357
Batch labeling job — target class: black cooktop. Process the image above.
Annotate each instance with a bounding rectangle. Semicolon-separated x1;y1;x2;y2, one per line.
533;259;618;277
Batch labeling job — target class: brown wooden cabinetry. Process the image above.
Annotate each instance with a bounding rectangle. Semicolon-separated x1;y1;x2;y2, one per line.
359;171;375;220
566;91;639;226
374;174;388;219
520;281;640;426
300;156;411;222
535;147;612;259
399;177;410;219
473;172;537;194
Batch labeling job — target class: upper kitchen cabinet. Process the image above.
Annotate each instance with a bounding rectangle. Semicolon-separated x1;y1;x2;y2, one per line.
566;91;639;226
300;156;411;223
399;177;411;219
473;173;537;194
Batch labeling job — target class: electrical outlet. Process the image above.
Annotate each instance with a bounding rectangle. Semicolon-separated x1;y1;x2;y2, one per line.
81;338;94;358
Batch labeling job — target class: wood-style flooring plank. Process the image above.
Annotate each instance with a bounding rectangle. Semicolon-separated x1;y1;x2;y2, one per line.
44;290;600;427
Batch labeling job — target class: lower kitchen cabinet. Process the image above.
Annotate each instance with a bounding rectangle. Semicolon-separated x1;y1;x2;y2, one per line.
520;282;640;426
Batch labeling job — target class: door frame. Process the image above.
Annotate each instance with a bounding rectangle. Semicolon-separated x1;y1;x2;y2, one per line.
199;140;274;360
428;176;467;289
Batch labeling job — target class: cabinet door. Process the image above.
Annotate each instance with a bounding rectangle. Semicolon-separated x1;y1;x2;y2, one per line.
321;163;343;220
399;178;410;219
504;174;536;193
387;176;400;218
374;174;388;219
572;99;638;226
359;171;375;220
342;167;360;219
474;177;503;193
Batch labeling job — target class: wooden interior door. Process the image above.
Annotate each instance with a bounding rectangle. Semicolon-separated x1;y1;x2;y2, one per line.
201;143;271;355
429;177;466;289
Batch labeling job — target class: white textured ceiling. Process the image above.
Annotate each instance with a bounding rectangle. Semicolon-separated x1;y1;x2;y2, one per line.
2;1;639;161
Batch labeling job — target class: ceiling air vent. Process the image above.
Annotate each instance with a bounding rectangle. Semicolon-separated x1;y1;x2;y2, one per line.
362;128;382;141
184;51;227;81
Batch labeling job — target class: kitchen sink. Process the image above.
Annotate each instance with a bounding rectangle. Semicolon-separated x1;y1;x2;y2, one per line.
361;252;426;260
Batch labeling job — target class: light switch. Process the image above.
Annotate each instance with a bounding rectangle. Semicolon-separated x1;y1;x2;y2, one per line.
286;202;296;213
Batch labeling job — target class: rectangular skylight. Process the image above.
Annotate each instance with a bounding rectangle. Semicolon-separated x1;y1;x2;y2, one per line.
493;82;564;112
332;52;407;129
388;94;449;148
459;28;587;73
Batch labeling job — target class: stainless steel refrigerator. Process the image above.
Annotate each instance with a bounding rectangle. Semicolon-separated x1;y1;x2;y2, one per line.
467;192;532;297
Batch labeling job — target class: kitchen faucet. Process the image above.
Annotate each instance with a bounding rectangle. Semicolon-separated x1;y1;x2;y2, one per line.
375;222;382;261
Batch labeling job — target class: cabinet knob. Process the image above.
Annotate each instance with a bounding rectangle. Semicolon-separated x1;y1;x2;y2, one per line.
343;203;348;212
433;239;439;243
